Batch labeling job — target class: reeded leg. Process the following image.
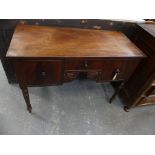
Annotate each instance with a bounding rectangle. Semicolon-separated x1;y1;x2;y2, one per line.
20;85;32;113
109;81;124;103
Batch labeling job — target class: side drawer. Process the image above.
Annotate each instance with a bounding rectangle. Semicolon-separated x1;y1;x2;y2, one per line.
14;60;63;86
99;59;140;82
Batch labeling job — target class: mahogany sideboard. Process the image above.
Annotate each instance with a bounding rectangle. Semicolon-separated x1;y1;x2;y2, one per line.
6;24;145;112
122;23;155;110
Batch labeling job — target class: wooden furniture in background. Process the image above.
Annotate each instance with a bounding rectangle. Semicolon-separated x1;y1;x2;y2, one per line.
6;24;145;112
122;23;155;110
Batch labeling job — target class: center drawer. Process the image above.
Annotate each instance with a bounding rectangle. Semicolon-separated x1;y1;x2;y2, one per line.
64;59;140;82
64;59;103;70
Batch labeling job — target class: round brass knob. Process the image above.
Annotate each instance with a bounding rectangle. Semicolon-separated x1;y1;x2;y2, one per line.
41;71;46;77
84;61;88;68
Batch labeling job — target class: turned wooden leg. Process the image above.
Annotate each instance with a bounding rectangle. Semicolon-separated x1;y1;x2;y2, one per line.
20;85;32;113
109;81;125;103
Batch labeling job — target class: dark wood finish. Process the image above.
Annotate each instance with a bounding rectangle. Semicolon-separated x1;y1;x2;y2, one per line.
14;60;63;86
19;84;32;113
7;24;143;58
121;23;155;110
0;19;138;83
6;24;145;112
99;59;141;82
64;59;104;71
110;81;125;103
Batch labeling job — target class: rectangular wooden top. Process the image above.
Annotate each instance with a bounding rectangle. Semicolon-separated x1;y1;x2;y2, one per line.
6;24;145;58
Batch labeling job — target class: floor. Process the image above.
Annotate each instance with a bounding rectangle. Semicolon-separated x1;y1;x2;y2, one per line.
0;63;155;135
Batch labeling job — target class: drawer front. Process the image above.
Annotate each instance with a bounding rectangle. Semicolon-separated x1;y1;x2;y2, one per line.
64;59;140;82
64;71;101;82
64;59;103;70
14;60;62;86
99;60;140;82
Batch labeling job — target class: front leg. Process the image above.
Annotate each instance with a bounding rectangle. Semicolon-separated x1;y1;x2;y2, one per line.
109;81;125;103
19;84;32;113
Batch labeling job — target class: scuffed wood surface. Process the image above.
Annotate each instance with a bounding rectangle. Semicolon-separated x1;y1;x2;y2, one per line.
7;24;144;58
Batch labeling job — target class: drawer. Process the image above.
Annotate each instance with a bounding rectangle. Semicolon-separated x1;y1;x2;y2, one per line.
64;71;79;82
64;70;101;82
64;59;140;82
14;60;62;86
64;59;103;70
99;60;140;82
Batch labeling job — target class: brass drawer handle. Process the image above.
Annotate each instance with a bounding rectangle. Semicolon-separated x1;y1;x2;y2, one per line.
84;61;88;68
36;68;47;79
41;71;46;77
112;69;120;80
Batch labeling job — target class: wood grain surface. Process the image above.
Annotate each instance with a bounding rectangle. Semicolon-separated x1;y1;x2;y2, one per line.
6;24;145;58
